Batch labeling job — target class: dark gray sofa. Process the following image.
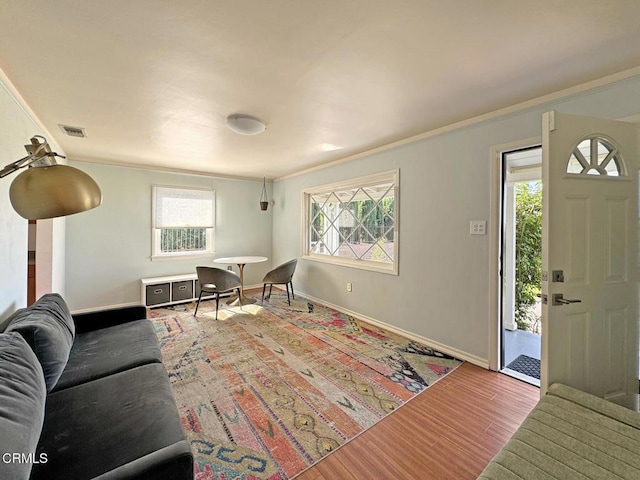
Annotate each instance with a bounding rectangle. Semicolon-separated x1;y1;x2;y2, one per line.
0;293;193;480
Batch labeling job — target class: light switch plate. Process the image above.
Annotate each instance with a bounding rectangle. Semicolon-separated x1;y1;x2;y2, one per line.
470;220;486;235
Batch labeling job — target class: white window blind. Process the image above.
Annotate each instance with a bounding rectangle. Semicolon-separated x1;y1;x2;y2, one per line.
154;186;215;228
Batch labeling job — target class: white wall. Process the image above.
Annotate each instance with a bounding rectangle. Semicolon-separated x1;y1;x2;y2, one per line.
64;162;273;310
0;74;65;326
272;76;640;366
35;218;66;298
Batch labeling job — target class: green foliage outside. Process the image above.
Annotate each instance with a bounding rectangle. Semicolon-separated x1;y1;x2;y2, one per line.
161;227;207;252
515;181;542;331
353;197;394;243
310;195;395;246
370;240;390;263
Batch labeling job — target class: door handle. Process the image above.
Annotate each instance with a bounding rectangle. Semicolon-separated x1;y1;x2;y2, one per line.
552;293;582;306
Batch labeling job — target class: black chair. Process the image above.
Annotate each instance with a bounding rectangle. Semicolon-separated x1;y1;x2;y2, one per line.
261;259;297;305
194;266;241;319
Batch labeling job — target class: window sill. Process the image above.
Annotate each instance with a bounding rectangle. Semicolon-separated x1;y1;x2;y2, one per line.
151;252;216;262
302;254;398;275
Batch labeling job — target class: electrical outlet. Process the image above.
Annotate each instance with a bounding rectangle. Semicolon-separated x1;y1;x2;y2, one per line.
346;282;352;292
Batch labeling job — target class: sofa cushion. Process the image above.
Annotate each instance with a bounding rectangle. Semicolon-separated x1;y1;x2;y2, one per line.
72;305;148;334
0;332;47;480
6;293;75;392
30;363;192;480
478;383;640;480
52;319;163;392
547;382;640;429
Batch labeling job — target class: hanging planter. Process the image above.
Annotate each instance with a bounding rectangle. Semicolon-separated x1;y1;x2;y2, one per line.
260;177;268;211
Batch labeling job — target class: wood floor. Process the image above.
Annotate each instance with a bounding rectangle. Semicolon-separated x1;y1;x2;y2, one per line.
295;362;540;480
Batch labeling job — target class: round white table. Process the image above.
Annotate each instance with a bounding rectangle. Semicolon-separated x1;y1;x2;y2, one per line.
213;256;268;306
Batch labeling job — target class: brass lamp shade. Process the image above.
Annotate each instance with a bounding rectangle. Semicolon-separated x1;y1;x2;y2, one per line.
9;164;102;219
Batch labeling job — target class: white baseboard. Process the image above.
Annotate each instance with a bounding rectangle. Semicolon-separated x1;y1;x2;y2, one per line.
297;291;490;369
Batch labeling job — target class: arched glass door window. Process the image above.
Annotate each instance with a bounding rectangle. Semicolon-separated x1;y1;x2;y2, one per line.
567;136;625;177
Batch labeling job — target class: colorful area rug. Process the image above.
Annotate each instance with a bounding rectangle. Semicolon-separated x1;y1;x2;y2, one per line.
148;291;462;480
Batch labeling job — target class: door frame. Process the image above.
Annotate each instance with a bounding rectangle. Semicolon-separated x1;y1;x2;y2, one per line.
490;116;640;388
488;136;541;372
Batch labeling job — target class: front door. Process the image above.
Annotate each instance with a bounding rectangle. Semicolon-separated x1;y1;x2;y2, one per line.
541;111;638;407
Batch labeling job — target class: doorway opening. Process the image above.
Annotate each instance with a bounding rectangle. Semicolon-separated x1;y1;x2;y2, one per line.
500;146;542;386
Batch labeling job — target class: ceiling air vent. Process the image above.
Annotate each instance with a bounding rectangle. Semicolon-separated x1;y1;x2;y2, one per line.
58;124;87;138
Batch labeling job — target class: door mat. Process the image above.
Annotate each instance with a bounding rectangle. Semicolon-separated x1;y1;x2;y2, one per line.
506;354;540;379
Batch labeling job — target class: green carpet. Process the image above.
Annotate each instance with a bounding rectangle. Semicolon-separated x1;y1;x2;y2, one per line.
148;292;462;480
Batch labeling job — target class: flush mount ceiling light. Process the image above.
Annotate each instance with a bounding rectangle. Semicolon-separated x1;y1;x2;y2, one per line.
225;114;266;135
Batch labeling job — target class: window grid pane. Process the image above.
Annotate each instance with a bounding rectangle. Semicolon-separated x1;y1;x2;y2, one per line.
566;136;624;177
307;179;396;265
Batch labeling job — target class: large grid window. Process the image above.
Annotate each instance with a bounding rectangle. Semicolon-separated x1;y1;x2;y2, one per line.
302;170;398;274
152;186;215;260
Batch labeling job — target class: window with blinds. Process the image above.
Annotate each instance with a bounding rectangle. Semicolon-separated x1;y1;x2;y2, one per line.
152;186;215;259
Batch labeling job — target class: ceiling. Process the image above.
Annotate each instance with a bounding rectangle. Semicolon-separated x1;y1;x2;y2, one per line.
2;1;640;180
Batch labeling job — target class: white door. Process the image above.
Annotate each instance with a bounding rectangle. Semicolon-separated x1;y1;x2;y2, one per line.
541;111;638;408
